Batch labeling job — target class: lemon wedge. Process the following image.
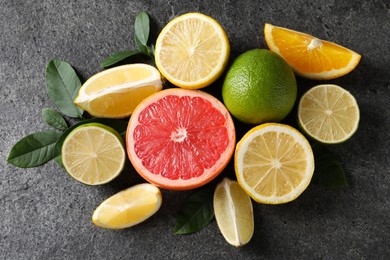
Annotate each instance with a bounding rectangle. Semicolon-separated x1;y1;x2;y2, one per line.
92;183;162;229
214;178;254;247
74;64;162;118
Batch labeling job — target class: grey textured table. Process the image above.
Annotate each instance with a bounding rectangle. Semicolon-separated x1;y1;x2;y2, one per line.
1;1;389;259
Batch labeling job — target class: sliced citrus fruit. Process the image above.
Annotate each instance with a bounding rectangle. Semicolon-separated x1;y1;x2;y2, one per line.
62;123;126;185
235;123;314;204
126;88;236;190
214;178;254;247
264;23;361;80
92;183;162;229
154;13;230;89
298;84;360;144
74;64;162;118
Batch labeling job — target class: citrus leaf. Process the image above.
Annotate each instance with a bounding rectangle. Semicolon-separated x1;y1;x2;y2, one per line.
54;118;128;157
53;155;64;168
41;108;68;131
134;11;150;47
134;34;149;54
150;44;155;57
7;131;62;168
311;143;348;187
45;59;83;118
149;44;155;63
100;50;141;68
174;188;214;235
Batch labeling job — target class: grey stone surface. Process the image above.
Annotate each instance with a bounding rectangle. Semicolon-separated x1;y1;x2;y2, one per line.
1;0;389;259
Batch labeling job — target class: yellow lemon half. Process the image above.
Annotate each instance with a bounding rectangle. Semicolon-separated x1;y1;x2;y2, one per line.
235;123;314;204
155;13;230;89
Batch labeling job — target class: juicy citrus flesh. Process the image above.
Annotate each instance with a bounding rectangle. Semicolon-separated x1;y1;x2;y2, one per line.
222;49;297;124
264;23;361;80
235;123;314;204
74;64;162;118
214;178;254;247
126;88;236;190
298;84;360;144
92;183;162;229
62;123;126;185
155;13;230;89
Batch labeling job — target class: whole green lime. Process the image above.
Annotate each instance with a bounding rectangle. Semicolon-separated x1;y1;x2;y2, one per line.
222;49;297;124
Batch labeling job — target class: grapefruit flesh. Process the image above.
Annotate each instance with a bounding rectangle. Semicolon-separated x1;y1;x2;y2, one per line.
126;88;236;190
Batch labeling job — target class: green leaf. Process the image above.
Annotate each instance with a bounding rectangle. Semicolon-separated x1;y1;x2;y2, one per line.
134;11;150;47
7;131;62;168
53;155;64;168
41;108;68;131
311;143;348;187
54;118;128;156
134;34;149;54
149;44;155;64
45;59;83;118
100;50;141;68
149;44;155;57
174;188;214;235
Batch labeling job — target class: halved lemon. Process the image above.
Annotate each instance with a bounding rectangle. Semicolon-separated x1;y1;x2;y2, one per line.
298;84;360;144
235;123;314;204
214;178;254;247
264;23;361;80
74;64;162;118
62;123;126;185
92;183;162;229
154;13;230;89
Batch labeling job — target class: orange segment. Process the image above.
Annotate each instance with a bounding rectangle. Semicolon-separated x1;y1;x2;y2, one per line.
264;23;361;80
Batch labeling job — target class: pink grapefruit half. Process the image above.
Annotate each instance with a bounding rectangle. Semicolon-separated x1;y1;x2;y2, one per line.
126;88;236;190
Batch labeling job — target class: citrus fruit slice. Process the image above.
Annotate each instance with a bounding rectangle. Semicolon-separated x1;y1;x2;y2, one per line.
214;178;254;247
235;123;314;204
74;64;162;118
222;49;297;124
126;88;236;190
264;23;361;80
92;183;162;229
154;13;230;89
298;84;360;144
62;123;126;185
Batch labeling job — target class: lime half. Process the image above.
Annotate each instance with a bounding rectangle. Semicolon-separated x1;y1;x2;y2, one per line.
298;84;360;144
62;123;126;185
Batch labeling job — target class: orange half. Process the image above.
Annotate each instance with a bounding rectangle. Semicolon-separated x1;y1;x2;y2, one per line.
264;23;361;80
